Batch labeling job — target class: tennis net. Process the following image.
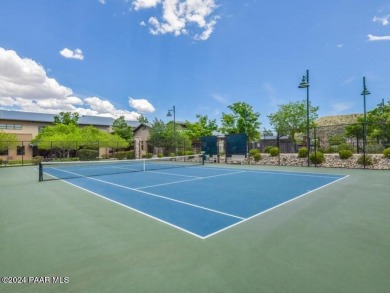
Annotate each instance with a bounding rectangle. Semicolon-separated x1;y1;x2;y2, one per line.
39;154;204;181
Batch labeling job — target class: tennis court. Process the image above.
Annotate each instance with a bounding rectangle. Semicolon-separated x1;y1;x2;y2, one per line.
38;157;346;238
1;161;389;293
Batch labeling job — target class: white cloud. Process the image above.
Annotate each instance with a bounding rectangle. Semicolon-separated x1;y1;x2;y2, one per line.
133;0;219;40
59;48;84;60
0;47;153;121
99;0;106;4
368;34;390;41
0;47;72;99
211;94;229;105
133;0;161;11
373;14;390;26
331;102;354;114
342;76;355;85
85;97;117;113
337;44;344;48
0;97;17;107
129;97;156;113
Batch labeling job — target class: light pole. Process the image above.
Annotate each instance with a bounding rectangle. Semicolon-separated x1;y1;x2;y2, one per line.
298;69;310;167
167;106;176;156
361;77;370;169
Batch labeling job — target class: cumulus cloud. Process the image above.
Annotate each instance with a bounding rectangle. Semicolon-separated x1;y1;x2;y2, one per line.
368;34;390;41
59;48;84;60
0;47;154;121
133;0;219;40
0;47;72;99
373;14;390;26
129;97;156;113
133;0;161;10
99;0;107;4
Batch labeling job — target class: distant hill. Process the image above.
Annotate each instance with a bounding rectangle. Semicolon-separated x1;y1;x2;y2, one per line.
316;114;361;127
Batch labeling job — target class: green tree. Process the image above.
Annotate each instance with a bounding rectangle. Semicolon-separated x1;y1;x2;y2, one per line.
220;102;261;141
165;122;192;154
137;114;149;124
112;116;134;145
267;100;319;142
32;124;129;158
148;118;192;155
0;131;19;152
345;101;390;148
54;112;79;125
185;114;218;141
148;118;166;148
364;101;390;144
32;124;81;158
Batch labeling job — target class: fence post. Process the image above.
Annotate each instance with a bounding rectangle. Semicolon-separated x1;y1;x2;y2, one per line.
314;126;317;167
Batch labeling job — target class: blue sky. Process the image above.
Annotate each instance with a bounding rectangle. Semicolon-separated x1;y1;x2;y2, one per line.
0;0;390;130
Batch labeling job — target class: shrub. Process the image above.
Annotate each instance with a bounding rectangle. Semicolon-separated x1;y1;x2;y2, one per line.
142;153;153;159
253;153;262;162
0;158;2;165
126;151;135;159
77;149;98;161
114;151;130;160
298;147;308;158
32;156;44;165
383;148;390;158
263;146;274;153
366;144;384;154
157;153;164;158
249;149;260;157
339;149;353;160
338;143;354;152
357;155;373;166
310;151;325;164
269;147;280;157
328;135;345;146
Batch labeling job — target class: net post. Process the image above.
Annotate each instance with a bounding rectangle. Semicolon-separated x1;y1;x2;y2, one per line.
38;162;43;182
201;151;205;165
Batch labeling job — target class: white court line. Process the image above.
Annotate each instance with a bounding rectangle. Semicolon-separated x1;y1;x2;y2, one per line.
196;165;345;179
47;167;245;221
201;174;350;239
43;166;349;239
57;179;206;239
134;170;246;190
146;170;201;179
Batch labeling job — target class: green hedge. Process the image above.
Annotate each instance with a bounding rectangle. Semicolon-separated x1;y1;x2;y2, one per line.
114;151;132;160
32;156;44;165
77;149;98;161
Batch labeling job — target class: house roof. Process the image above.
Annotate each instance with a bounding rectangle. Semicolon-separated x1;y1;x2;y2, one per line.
0;109;146;128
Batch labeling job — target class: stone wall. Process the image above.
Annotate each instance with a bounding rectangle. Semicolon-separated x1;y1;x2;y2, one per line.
225;153;390;170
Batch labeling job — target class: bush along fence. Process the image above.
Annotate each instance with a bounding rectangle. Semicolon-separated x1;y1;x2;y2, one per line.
0;138;202;167
201;122;390;170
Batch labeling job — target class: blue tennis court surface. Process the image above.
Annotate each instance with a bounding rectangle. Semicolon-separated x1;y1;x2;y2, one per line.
43;165;347;238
